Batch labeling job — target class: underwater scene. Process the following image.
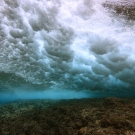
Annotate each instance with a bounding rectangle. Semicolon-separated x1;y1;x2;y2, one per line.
0;0;135;134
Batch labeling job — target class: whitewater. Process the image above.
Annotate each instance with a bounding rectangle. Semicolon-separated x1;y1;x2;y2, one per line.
0;0;135;102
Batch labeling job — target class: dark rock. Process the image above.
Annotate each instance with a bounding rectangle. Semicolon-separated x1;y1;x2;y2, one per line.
103;0;135;20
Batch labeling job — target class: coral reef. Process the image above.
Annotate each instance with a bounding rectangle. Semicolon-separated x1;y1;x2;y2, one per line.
1;97;135;135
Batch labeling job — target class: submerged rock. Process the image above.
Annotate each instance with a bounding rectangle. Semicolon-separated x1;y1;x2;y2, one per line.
103;0;135;20
1;98;135;135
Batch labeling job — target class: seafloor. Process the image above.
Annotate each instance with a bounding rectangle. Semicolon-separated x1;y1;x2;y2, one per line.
1;97;135;135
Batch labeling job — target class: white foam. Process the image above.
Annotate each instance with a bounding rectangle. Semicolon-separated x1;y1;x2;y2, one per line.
0;0;135;92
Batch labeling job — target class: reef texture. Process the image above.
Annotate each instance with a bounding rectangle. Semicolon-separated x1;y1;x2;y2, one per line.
103;0;135;20
1;97;135;135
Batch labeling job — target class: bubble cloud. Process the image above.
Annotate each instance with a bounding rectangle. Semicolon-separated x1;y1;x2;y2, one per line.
0;0;135;94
